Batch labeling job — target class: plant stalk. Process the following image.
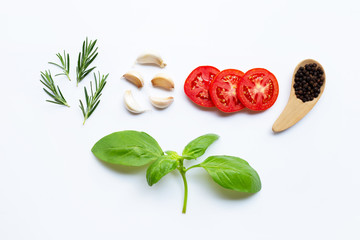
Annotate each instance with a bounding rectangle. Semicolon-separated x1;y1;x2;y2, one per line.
185;164;200;172
178;161;201;213
83;115;88;125
179;168;188;214
65;72;71;81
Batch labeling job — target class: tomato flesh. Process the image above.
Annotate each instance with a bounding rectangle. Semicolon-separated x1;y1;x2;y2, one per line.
209;69;245;113
184;66;220;107
237;68;279;111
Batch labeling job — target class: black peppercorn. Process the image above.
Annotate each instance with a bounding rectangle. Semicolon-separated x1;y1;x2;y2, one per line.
294;63;324;102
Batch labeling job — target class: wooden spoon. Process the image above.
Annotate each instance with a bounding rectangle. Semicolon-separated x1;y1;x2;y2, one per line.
272;59;326;132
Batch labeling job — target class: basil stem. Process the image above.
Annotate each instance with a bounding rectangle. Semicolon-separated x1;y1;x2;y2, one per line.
178;159;189;214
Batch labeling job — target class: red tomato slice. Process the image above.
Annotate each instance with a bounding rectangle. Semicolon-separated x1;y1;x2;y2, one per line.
237;68;279;111
184;66;220;107
209;69;245;113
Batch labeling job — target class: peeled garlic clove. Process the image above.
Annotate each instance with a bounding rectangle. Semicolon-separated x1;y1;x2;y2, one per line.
124;90;146;114
123;70;144;88
150;96;174;109
151;73;174;90
136;52;166;68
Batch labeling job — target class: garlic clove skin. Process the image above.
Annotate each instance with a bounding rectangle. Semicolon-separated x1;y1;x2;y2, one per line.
123;70;144;88
150;96;174;109
151;73;174;90
136;52;166;68
124;90;146;114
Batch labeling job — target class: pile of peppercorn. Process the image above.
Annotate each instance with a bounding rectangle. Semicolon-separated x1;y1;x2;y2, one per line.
294;63;324;102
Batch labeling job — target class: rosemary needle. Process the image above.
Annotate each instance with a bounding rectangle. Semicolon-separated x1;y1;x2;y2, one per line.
48;50;71;81
76;37;98;86
79;71;108;124
40;70;70;107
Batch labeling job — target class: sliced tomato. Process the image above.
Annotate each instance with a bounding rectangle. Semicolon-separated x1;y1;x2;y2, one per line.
209;69;245;113
237;68;279;111
184;66;220;107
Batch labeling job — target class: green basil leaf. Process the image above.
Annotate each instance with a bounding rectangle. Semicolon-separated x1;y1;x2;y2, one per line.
200;155;261;193
182;134;219;160
146;155;178;186
91;130;163;166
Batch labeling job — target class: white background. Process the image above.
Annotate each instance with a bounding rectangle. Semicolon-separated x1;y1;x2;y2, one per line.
1;0;359;239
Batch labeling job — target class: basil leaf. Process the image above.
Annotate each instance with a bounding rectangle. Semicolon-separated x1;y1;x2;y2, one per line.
200;155;261;193
182;134;219;160
91;130;163;166
146;155;178;186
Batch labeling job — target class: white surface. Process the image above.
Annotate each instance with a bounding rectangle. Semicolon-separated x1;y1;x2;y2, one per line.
1;0;360;239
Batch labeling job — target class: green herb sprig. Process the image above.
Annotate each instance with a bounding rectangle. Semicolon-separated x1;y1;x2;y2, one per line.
76;37;98;86
92;131;262;213
40;70;69;107
79;72;108;124
48;51;71;81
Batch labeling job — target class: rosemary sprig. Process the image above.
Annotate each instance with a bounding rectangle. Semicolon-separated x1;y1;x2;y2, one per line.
48;50;71;81
40;70;70;107
79;72;108;124
76;37;98;86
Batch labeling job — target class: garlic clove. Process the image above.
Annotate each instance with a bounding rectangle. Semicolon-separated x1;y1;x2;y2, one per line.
123;70;144;88
150;96;174;109
151;73;174;90
124;90;146;114
136;52;166;68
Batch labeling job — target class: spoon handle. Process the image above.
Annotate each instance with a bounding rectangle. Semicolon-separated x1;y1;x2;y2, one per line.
272;96;321;132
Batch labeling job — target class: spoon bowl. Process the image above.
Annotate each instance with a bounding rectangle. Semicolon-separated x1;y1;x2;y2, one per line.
272;59;326;132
